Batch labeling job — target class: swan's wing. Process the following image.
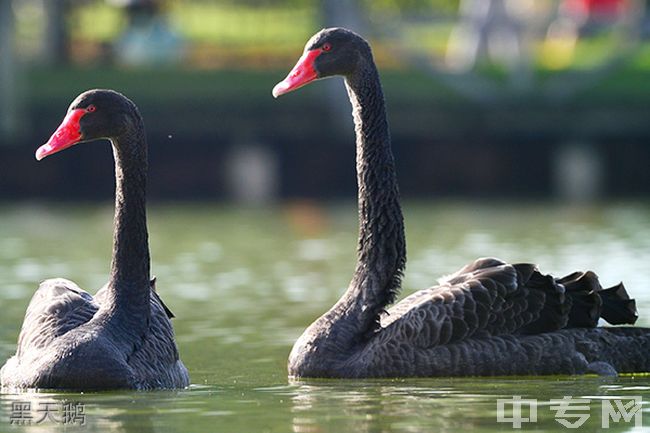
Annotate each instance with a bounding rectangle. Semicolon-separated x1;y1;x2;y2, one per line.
379;258;635;349
379;258;547;346
15;278;99;357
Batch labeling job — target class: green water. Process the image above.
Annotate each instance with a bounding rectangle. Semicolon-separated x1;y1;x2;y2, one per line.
1;202;650;432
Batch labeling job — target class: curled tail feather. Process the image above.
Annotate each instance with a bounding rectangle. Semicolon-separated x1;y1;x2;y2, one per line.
559;271;637;327
600;282;637;325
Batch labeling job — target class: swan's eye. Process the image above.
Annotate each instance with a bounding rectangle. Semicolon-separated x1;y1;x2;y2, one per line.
86;105;96;113
322;43;332;52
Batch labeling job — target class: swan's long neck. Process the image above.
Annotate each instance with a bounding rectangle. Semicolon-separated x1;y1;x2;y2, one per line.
316;60;406;342
342;61;406;332
107;119;151;315
289;52;406;376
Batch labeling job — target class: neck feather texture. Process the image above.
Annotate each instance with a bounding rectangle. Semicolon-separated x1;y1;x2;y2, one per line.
107;122;151;312
335;60;406;337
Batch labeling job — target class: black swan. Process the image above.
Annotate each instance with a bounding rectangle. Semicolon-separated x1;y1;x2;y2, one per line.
273;28;650;378
0;89;189;390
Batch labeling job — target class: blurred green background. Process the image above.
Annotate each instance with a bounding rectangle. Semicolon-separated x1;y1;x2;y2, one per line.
1;0;650;201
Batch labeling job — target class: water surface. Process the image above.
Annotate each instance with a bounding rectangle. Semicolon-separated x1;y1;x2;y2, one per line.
1;202;649;432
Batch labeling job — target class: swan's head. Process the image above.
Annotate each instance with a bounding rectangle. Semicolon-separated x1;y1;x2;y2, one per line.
272;27;371;98
36;89;138;161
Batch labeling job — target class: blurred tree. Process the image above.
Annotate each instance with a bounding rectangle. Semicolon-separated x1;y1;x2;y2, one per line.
361;0;459;13
322;0;364;31
0;0;19;140
42;0;70;65
177;0;459;12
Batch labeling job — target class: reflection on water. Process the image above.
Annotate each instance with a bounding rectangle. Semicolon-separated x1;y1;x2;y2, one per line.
1;379;649;432
0;202;649;432
285;378;650;432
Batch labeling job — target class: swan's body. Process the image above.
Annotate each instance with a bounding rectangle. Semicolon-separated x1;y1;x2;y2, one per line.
1;90;189;390
290;258;649;377
274;28;650;378
1;278;187;389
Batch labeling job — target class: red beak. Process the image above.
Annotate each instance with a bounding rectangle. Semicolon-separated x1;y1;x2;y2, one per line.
35;108;86;161
272;50;321;98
